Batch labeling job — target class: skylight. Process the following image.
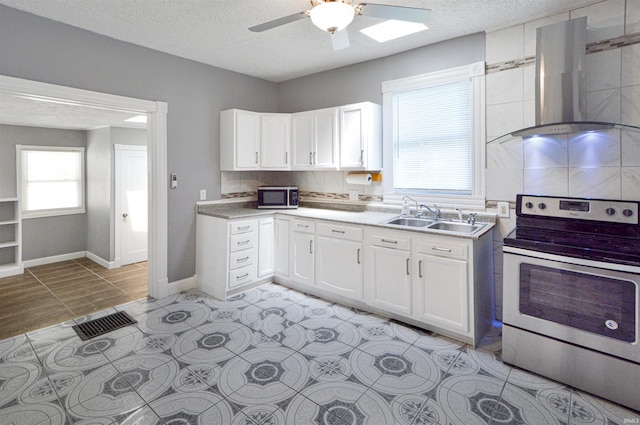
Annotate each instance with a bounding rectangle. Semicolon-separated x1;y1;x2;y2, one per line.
360;20;427;42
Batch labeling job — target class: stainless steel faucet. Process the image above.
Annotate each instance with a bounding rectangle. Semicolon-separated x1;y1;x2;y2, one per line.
418;203;441;219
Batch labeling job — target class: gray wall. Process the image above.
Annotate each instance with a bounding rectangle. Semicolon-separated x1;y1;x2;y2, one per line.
0;5;278;282
277;33;485;112
86;127;112;261
0;124;87;260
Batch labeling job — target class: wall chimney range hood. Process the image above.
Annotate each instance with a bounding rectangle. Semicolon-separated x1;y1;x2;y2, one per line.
490;17;640;142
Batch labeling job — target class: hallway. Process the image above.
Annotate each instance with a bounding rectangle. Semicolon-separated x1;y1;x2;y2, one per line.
0;258;147;340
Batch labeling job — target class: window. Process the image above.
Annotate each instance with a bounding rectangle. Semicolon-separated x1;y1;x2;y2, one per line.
382;62;486;207
17;146;85;218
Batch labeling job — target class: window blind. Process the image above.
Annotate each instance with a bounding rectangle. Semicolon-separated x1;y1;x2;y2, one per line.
392;80;472;194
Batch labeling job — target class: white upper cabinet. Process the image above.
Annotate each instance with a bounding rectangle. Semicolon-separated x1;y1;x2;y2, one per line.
339;102;382;170
220;109;260;171
260;114;290;170
220;109;291;171
291;108;338;170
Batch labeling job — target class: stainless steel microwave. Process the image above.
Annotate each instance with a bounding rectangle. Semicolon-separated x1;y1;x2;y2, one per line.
257;186;299;209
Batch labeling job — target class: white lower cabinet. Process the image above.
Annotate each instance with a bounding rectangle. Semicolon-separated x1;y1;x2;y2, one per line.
316;221;363;301
413;237;469;334
274;216;290;279
364;229;412;315
196;215;274;299
291;219;315;286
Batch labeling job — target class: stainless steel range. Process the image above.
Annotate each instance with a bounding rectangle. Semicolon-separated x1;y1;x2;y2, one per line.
502;194;640;411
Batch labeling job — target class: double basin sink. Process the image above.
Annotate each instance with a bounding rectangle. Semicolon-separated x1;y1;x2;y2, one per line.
382;216;485;235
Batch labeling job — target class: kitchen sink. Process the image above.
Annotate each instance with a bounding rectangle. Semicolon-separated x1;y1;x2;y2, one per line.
427;221;483;234
383;217;433;227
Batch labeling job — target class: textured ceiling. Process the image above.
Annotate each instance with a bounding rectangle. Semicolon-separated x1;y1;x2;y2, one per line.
0;0;600;130
0;0;600;83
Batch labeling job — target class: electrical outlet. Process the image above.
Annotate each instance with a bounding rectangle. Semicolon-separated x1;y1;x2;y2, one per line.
348;191;359;201
498;202;510;218
199;189;207;201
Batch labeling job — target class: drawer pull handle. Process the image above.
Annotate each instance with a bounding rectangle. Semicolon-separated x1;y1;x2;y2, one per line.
331;229;345;234
406;258;410;275
238;240;250;246
237;257;250;262
237;273;249;280
381;239;397;244
298;224;309;228
418;260;423;278
432;247;452;252
237;226;250;231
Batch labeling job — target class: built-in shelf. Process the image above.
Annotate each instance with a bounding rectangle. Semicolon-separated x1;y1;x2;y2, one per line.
0;198;22;279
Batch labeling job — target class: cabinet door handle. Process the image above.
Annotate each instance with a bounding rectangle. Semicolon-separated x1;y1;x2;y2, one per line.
255;152;258;164
357;248;361;264
432;247;452;252
418;260;423;278
285;152;288;164
360;149;364;165
406;258;410;275
309;240;313;254
309;152;313;165
331;229;345;234
381;239;397;244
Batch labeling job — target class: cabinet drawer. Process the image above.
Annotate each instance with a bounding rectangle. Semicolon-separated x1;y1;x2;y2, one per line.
230;231;257;252
370;233;410;251
229;264;256;288
417;240;467;260
230;220;256;234
229;248;255;270
317;222;362;241
292;219;315;233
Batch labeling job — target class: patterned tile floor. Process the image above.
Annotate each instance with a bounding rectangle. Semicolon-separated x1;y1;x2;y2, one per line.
1;283;638;424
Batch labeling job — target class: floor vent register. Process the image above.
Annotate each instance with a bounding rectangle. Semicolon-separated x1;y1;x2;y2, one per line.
72;311;137;340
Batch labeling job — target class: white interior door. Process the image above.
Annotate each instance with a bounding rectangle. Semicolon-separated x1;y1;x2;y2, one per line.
116;145;148;266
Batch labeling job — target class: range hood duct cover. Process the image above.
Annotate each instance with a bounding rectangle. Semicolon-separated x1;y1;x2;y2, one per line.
535;17;586;125
492;17;640;141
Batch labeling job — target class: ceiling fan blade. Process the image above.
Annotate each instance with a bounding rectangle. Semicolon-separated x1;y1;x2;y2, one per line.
356;3;431;24
331;29;351;50
249;11;309;32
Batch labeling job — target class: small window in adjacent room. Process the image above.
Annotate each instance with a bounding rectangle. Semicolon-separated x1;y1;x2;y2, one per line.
17;146;85;218
382;62;486;207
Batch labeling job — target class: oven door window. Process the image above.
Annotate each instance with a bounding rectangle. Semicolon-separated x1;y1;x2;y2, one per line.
520;264;636;342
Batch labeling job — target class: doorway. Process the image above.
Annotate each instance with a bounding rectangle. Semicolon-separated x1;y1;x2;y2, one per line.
0;75;168;300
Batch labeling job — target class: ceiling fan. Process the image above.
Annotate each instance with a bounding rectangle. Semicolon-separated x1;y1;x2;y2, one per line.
249;0;431;50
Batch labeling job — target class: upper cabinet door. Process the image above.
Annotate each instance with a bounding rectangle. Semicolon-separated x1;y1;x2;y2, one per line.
220;109;260;171
339;102;382;170
261;114;291;170
313;108;338;169
291;112;314;170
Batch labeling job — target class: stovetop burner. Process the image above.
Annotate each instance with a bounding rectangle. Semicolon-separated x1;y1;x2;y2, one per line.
504;195;640;267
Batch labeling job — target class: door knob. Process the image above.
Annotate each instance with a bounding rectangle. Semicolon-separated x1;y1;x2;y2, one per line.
123;213;129;218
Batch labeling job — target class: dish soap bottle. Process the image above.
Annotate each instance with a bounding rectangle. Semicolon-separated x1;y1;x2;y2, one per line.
402;198;410;217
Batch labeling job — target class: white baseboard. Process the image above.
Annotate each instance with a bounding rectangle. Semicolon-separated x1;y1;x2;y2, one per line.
86;251;118;269
22;251;85;268
166;275;197;295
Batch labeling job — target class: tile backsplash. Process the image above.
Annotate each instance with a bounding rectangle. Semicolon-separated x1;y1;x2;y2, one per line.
221;170;384;202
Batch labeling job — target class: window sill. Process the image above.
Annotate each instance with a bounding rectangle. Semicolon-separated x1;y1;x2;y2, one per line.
22;208;86;220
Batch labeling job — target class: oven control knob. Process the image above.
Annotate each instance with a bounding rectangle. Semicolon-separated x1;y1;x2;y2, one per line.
623;209;634;217
525;202;533;209
538;203;546;210
606;208;616;216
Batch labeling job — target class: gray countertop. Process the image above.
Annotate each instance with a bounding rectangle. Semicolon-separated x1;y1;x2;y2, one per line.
197;201;496;240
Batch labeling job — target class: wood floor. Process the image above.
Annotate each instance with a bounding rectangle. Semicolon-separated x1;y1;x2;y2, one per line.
0;257;148;340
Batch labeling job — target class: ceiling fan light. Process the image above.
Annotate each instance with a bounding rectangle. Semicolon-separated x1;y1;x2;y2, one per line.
310;1;355;33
